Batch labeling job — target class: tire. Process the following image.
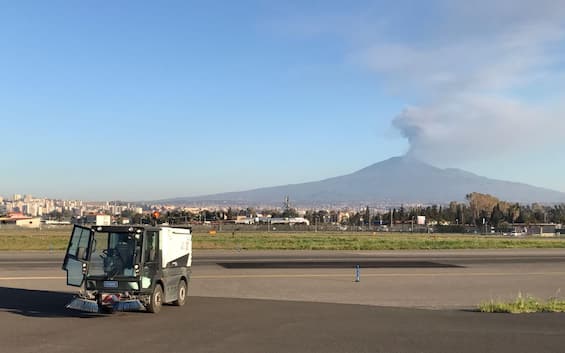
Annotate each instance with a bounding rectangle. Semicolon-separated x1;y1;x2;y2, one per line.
146;284;163;313
173;279;188;306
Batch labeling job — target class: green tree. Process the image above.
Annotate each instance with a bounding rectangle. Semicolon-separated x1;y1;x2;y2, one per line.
490;204;505;227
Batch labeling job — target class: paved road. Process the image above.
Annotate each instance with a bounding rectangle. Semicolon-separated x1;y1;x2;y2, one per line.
3;249;565;308
1;290;565;353
1;249;565;352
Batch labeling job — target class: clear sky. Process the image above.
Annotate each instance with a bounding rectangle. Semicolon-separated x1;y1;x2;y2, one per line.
1;1;564;201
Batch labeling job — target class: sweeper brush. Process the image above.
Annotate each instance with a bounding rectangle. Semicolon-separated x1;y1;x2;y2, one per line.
66;297;99;313
112;299;145;312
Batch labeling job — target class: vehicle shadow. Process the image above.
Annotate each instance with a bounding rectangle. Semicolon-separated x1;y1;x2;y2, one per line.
0;287;102;318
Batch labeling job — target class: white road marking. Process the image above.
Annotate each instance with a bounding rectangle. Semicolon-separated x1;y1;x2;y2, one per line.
1;271;565;281
0;276;65;280
0;261;61;264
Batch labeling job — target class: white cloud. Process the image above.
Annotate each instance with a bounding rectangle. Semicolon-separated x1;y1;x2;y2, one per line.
357;21;563;95
348;1;565;162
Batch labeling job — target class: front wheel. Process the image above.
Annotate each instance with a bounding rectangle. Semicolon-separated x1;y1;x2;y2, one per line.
146;284;163;313
173;279;188;306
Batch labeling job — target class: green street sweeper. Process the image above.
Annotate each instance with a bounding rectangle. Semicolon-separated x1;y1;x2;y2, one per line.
62;224;192;313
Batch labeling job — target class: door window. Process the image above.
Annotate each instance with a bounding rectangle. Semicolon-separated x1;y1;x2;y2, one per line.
67;226;91;260
144;231;158;262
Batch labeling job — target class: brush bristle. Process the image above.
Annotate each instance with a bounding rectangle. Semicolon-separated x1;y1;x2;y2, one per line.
113;300;145;312
66;298;100;313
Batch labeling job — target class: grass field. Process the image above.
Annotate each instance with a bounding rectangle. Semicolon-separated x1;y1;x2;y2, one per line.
2;227;565;251
478;293;565;313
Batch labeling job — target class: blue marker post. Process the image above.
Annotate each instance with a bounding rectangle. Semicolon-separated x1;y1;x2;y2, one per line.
355;264;360;282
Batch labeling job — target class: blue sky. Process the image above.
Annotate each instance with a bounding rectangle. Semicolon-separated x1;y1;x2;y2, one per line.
1;1;564;200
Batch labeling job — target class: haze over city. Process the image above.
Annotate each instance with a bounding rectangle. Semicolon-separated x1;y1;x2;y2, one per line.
2;1;564;201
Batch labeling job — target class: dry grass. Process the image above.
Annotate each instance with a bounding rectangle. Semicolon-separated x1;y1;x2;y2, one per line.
478;292;565;313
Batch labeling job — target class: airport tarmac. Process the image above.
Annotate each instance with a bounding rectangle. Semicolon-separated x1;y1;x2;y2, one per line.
3;249;565;308
1;249;565;352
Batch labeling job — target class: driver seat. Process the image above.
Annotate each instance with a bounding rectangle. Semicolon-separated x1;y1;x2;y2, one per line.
115;241;134;270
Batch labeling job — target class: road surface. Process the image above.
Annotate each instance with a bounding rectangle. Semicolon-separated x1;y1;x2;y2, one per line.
1;249;565;352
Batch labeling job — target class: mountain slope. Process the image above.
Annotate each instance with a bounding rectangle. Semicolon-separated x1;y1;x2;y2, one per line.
166;156;565;205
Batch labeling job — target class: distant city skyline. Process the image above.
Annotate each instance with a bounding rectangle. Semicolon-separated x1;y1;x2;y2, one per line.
2;1;564;200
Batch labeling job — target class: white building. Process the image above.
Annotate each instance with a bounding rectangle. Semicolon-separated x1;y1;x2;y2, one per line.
96;215;111;226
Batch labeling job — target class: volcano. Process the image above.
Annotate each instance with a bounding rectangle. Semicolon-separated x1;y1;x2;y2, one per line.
164;156;565;205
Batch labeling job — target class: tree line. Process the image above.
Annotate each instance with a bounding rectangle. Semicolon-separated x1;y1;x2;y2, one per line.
132;193;565;230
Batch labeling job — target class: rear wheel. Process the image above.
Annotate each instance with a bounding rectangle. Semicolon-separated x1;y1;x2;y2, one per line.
173;279;187;306
146;284;163;313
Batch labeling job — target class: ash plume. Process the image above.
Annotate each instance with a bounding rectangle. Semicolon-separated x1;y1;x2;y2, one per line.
357;1;565;163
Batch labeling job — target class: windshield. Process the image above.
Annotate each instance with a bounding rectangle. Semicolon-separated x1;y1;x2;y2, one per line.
88;232;141;277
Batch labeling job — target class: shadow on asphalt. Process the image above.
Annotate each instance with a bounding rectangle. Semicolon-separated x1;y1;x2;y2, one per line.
218;260;463;269
0;287;102;318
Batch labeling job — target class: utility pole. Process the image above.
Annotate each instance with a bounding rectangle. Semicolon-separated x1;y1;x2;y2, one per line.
283;196;291;217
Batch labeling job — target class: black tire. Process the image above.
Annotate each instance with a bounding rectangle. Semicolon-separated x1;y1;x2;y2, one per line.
173;279;188;306
146;284;163;313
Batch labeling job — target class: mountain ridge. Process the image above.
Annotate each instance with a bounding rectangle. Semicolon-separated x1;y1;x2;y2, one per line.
162;156;565;205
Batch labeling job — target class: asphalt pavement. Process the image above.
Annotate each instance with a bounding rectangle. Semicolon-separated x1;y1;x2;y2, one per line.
1;249;565;352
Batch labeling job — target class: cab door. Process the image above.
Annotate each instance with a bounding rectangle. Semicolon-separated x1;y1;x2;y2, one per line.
140;230;160;291
62;225;93;287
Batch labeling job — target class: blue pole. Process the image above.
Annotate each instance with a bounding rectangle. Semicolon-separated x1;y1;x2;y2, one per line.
355;264;360;282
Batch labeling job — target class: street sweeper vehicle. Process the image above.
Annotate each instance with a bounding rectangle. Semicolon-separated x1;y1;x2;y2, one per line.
62;225;192;313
